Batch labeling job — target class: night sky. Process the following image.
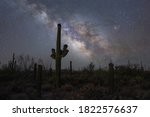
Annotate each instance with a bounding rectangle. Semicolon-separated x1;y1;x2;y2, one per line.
0;0;150;69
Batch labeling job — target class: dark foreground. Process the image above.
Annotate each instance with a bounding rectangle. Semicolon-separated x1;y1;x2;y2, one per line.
0;68;150;100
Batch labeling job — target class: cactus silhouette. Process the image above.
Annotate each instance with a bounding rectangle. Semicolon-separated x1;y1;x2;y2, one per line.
70;61;72;75
51;24;69;87
37;65;42;98
9;53;16;72
49;65;53;77
109;62;115;94
34;63;37;79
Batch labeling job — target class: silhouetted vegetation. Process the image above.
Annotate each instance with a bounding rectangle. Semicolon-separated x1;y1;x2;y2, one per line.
0;24;150;100
51;24;69;88
0;55;150;100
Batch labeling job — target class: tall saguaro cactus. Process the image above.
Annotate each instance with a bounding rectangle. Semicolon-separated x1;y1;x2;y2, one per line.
51;24;69;87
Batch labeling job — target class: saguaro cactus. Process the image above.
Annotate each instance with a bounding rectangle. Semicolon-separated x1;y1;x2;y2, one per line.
49;65;53;77
51;24;69;87
70;61;72;75
37;65;42;98
9;53;16;72
109;62;115;94
34;63;37;79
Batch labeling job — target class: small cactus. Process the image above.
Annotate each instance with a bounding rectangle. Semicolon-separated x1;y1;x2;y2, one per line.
49;64;53;77
33;63;42;98
9;53;16;73
34;63;37;79
37;65;42;98
109;62;115;94
70;61;72;75
51;24;69;87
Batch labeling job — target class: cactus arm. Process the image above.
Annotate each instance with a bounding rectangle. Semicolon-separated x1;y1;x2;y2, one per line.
51;48;56;59
62;49;69;57
61;44;69;57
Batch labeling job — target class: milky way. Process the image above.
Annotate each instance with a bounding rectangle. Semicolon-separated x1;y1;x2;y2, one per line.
0;0;150;69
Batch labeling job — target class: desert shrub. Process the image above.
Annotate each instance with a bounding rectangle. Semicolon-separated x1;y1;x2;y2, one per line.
17;55;35;71
142;90;150;99
79;83;95;92
141;81;150;90
82;62;95;74
0;64;11;74
61;84;74;92
135;76;144;83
